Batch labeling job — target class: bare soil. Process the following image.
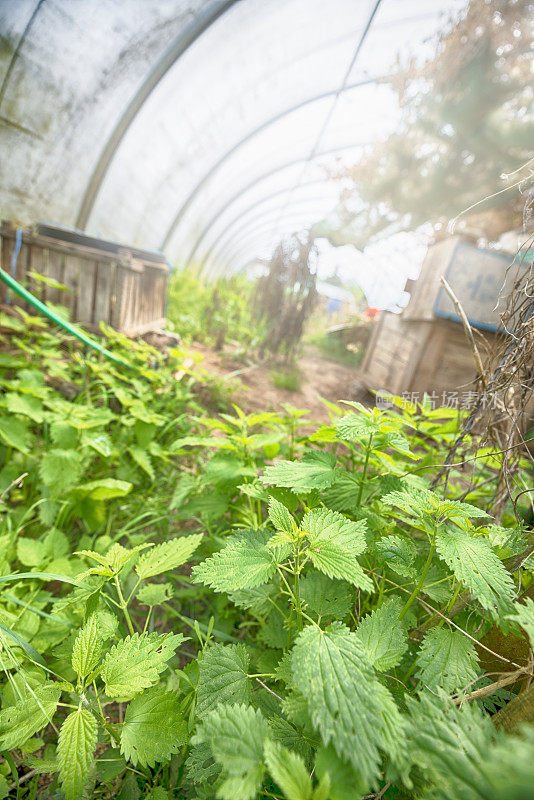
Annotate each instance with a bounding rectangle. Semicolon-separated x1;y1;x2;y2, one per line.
189;343;371;423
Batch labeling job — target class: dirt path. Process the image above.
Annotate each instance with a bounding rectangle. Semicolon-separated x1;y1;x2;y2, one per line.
189;344;370;422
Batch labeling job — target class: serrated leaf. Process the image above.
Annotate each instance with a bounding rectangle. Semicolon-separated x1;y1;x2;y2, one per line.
128;446;154;480
193;531;281;593
507;598;534;648
40;449;83;494
196;644;250;718
264;739;312;800
302;508;372;591
185;741;221;785
120;686;187;767
261;452;337;492
72;478;132;500
4;392;44;423
436;527;515;614
136;582;173;606
99;632;184;700
135;534;203;580
229;584;276;617
0;683;61;750
72;613;103;680
16;537;47;567
268;498;294;534
356;597;408;671
335;412;381;441
300;573;354;619
0;415;31;452
292;623;404;786
375;535;417;577
193;704;268;800
57;706;97;800
416;627;479;694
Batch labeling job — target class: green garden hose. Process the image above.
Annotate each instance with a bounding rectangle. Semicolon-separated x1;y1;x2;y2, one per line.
0;264;133;369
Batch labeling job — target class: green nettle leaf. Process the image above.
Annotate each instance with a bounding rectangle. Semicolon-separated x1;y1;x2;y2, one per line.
99;632;184;700
120;686;187;767
186;741;221;785
193;531;282;593
375;535;417;577
4;392;44;423
0;683;61;750
16;537;47;567
128;445;155;480
335;412;381;441
193;704;268;800
355;598;408;671
57;706;97;800
415;628;479;694
72;478;133;500
196;644;250;718
39;448;83;494
261;452;337;492
302;509;372;592
71;614;103;680
508;598;534;648
135;534;203;580
136;582;173;606
405;692;495;800
264;739;312;800
300;573;354;620
0;415;31;452
268;498;294;534
436;527;515;614
292;623;404;787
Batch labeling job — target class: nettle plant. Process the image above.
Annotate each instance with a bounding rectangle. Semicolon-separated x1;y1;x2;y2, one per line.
0;535;202;799
183;403;534;799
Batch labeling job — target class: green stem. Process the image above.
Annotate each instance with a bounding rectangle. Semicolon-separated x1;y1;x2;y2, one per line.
356;434;373;507
437;579;462;628
376;572;386;608
294;549;303;632
114;575;135;636
399;539;436;620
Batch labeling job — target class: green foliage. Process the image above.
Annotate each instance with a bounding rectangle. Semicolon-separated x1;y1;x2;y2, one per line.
196;644;250;717
120;687;187;767
415;627;479;693
99;632;184;701
355;597;408;671
193;531;281;592
0;314;533;799
292;623;404;788
57;706;97;800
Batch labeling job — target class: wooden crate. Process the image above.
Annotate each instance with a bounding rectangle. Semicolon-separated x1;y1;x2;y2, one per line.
0;223;168;336
358;236;517;398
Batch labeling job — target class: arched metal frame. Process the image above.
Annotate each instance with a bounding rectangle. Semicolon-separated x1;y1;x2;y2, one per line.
179;142;363;267
160;76;379;250
75;0;240;230
210;195;338;269
199;177;334;270
211;209;330;277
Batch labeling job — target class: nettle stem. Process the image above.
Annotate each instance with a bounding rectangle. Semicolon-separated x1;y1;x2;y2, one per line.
356;433;373;507
399;538;436;620
114;574;135;636
294;547;303;632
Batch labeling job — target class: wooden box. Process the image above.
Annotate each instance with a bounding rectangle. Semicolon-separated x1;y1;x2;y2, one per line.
0;223;168;337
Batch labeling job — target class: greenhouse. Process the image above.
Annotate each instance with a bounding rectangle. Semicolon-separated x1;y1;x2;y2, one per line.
0;0;533;798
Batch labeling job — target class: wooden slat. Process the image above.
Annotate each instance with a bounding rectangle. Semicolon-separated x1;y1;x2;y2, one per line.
46;249;64;304
93;262;112;326
77;259;97;325
63;254;80;318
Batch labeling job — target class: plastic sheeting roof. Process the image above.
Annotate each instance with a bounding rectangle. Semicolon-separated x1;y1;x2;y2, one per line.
0;0;468;275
